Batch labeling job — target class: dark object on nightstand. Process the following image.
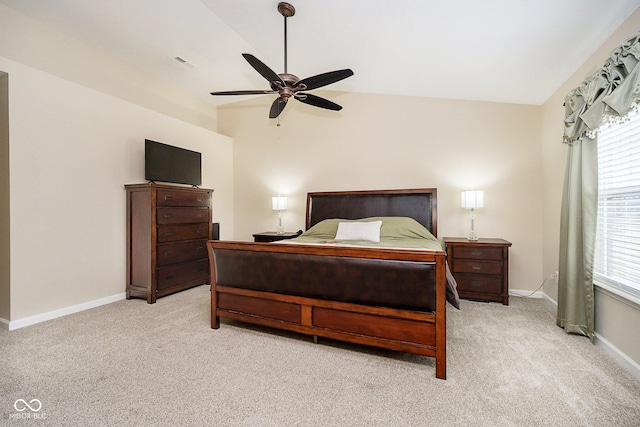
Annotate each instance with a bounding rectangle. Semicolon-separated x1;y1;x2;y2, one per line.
253;231;300;242
444;237;512;305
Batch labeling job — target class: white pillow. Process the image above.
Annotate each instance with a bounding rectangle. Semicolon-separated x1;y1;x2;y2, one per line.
334;221;382;243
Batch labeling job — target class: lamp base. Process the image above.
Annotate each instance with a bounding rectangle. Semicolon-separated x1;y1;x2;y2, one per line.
467;209;478;241
277;211;284;235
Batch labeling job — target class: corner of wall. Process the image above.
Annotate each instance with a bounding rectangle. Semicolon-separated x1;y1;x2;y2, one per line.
0;71;10;322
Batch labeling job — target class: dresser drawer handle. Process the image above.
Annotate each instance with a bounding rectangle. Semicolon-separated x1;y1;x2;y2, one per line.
164;213;173;219
471;281;483;287
164;252;173;258
196;197;204;202
471;251;483;256
472;266;482;270
196;247;205;253
196;213;204;218
164;231;174;236
165;274;174;280
198;267;205;272
164;196;173;201
196;229;204;234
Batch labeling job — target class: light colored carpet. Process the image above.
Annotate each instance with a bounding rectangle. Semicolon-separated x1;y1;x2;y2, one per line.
1;285;639;426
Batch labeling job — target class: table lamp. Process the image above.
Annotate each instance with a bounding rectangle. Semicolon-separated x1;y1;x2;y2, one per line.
461;190;484;241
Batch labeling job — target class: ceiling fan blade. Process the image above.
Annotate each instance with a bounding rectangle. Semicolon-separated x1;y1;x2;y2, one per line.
210;90;276;96
269;97;288;119
295;69;354;91
295;93;342;111
242;53;285;86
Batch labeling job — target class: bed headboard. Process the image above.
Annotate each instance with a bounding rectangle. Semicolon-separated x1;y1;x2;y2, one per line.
306;188;438;237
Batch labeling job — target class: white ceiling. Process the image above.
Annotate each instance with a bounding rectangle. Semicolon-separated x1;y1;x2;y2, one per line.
2;0;639;107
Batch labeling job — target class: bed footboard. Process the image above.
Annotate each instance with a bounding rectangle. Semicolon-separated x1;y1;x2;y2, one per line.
207;241;448;379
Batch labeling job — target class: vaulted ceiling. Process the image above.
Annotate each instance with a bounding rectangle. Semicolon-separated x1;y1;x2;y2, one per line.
2;0;638;107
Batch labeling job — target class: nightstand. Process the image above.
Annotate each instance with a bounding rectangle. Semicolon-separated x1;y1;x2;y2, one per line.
444;237;512;305
252;231;300;243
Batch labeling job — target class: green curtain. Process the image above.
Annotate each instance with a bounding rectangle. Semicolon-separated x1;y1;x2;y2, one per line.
557;137;597;342
559;31;640;341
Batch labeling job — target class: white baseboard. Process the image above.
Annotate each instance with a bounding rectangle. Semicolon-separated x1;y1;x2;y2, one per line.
541;292;558;309
509;288;545;298
539;290;640;381
595;331;640;381
5;293;126;331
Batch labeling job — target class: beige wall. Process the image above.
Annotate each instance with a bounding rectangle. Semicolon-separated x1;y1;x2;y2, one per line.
0;4;217;131
540;9;640;369
0;72;9;322
0;57;233;324
219;93;544;293
0;4;234;326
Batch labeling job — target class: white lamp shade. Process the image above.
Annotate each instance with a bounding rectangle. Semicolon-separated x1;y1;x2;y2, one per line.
272;196;288;211
461;190;484;209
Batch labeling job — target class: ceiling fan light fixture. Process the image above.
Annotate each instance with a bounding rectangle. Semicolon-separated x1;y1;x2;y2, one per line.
209;2;353;120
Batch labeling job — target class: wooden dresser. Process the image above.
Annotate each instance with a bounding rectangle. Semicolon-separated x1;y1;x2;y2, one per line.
125;183;214;303
444;237;512;305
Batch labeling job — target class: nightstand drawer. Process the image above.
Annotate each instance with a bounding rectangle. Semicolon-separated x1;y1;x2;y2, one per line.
455;274;503;294
453;260;502;275
452;246;503;260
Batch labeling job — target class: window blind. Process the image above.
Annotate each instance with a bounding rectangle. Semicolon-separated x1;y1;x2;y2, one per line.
595;109;640;299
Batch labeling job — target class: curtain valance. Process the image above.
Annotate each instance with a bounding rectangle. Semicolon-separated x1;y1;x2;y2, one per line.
564;31;640;144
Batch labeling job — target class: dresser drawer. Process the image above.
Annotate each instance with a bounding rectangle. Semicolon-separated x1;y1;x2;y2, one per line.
453;260;502;275
455;274;503;294
157;240;208;266
452;246;503;260
157;189;210;207
156;259;209;290
157;223;209;243
157;207;209;225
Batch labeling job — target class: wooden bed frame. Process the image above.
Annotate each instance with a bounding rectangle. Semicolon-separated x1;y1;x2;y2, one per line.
207;189;448;379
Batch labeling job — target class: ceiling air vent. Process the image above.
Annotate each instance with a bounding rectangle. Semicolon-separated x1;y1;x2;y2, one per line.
174;56;195;68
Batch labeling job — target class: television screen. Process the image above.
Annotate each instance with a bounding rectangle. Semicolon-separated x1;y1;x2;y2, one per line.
145;139;202;186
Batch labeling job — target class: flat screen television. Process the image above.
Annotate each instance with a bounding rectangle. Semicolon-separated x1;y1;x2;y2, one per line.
145;139;202;186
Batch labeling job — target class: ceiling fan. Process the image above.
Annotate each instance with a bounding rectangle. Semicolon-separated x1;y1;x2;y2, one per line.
210;2;354;119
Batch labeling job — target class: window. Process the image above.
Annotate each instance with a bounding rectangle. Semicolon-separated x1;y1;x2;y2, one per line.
594;108;640;300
